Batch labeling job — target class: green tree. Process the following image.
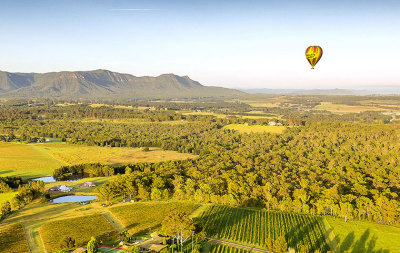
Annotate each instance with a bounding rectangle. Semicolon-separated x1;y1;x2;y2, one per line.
60;236;76;250
87;237;99;253
162;211;195;248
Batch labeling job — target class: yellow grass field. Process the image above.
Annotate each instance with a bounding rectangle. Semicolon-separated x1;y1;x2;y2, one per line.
40;214;118;252
244;101;282;107
314;102;395;113
223;124;286;134
0;143;197;179
180;111;233;118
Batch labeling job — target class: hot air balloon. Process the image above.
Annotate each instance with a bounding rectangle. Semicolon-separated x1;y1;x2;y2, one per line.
305;46;323;69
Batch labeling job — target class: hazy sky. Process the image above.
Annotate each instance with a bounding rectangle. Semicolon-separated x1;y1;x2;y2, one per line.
0;0;399;89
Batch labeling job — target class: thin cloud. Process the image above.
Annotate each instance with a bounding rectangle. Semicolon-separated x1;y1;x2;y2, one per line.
111;8;160;11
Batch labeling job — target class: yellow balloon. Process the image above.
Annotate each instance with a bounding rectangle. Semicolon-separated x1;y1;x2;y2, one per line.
305;46;323;69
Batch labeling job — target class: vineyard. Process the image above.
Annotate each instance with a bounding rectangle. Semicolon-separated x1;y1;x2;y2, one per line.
210;244;251;253
201;206;330;252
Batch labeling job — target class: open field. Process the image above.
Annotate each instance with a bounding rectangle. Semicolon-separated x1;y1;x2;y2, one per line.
314;102;397;113
223;124;286;134
180;111;232;118
325;216;400;252
0;191;17;204
0;142;64;178
201;206;330;252
243;101;282;108
0;142;197;179
40;214;118;252
33;143;196;166
0;223;29;253
109;201;198;234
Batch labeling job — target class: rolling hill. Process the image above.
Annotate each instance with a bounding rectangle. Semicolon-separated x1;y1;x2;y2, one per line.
0;69;243;99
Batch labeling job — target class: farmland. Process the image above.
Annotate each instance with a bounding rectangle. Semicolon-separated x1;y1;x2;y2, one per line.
210;244;251;253
201;206;330;252
0;223;29;253
314;102;391;113
109;201;198;234
39;214;118;252
325;216;400;252
0;142;197;179
0;142;64;178
223;124;286;134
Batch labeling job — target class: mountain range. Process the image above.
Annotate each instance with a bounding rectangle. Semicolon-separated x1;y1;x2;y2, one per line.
0;70;243;100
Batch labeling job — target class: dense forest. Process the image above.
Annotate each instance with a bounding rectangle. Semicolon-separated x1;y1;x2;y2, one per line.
1;102;399;225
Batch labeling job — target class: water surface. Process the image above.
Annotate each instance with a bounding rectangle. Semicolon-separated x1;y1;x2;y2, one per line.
52;195;97;203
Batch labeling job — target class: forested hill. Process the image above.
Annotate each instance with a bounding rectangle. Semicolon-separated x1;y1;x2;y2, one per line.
0;70;243;100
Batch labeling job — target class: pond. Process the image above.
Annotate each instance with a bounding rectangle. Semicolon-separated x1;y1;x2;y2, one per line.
32;176;79;183
51;195;97;203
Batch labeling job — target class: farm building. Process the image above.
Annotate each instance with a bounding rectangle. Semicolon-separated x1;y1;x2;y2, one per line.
82;181;96;188
48;185;73;192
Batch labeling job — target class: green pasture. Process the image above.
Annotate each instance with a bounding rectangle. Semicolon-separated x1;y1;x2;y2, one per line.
0;142;196;179
325;216;400;253
223;124;286;134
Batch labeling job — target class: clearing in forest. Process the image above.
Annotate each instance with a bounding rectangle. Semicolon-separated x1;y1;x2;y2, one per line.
223;124;286;134
0;142;197;179
314;102;394;113
201;205;330;252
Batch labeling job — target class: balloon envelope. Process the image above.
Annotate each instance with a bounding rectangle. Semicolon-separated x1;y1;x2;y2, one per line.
305;46;323;69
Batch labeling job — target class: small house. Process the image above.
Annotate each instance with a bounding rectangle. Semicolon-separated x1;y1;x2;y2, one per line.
59;185;73;192
82;181;96;188
49;185;61;191
268;121;277;126
49;185;72;192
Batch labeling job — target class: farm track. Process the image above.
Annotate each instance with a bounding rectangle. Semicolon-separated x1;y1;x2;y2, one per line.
101;210;125;232
207;238;269;252
24;225;46;253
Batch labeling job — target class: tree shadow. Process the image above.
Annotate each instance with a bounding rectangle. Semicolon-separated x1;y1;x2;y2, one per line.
339;231;355;252
335;228;391;253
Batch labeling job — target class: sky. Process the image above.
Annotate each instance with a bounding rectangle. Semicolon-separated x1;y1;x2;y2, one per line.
0;0;399;89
